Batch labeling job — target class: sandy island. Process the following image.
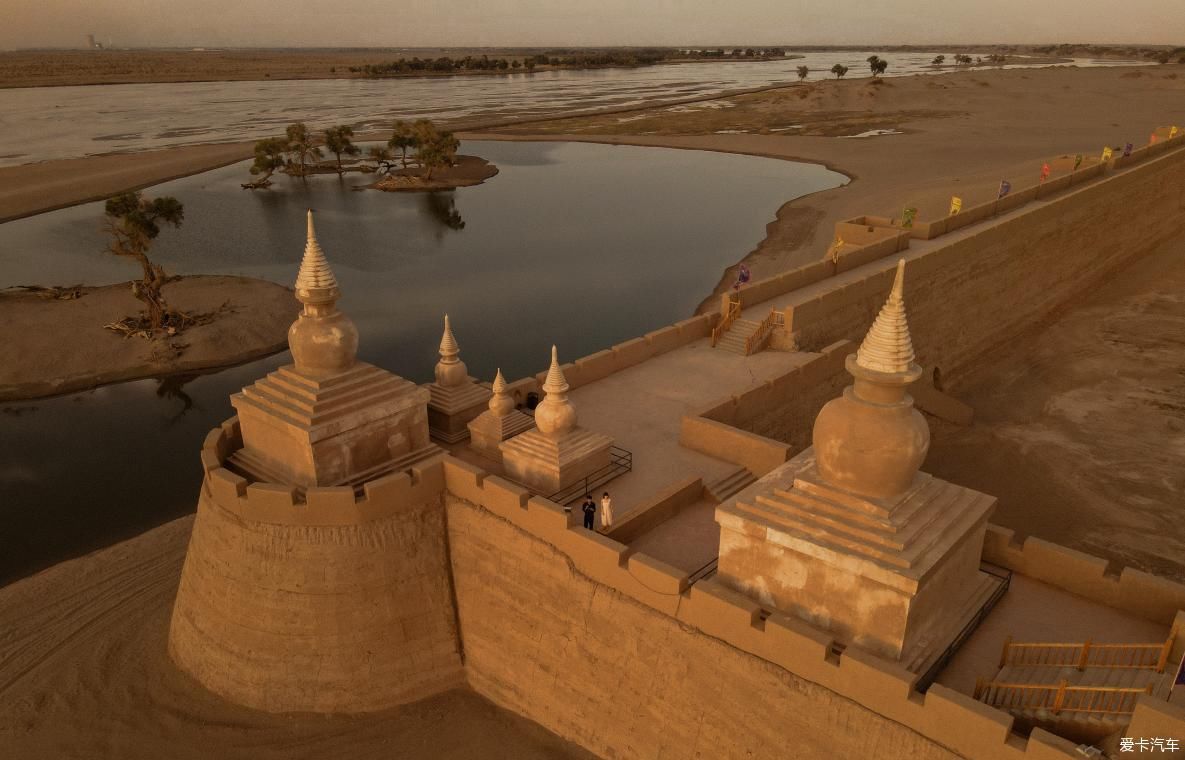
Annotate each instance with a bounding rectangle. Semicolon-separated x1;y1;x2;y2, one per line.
0;275;298;402
371;154;499;191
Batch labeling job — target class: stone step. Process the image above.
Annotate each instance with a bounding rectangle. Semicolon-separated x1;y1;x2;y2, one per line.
705;466;757;503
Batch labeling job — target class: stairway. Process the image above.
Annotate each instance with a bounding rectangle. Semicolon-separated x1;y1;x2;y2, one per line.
715;318;761;355
975;636;1175;741
705;466;757;502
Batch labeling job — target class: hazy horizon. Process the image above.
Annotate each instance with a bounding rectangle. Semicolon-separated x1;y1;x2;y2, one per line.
4;0;1183;50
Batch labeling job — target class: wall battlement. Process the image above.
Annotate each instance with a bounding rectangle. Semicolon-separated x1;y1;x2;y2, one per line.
199;416;445;526
443;455;1137;760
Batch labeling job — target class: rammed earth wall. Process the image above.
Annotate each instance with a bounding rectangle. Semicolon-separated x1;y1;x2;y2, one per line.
786;142;1185;382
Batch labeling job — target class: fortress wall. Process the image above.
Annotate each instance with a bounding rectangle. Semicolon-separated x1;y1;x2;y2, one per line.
531;313;717;392
787;143;1185;383
443;470;1086;760
983;524;1185;626
168;426;464;713
683;340;855;457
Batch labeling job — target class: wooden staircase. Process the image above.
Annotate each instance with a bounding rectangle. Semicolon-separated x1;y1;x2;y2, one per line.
715;318;761;354
974;636;1175;741
704;465;757;502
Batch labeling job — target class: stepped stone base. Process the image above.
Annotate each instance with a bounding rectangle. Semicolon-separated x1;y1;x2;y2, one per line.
468;409;536;462
231;362;430;488
500;427;613;494
426;379;492;444
716;448;996;661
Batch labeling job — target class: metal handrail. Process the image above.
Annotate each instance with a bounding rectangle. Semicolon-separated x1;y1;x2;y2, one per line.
915;563;1011;692
546;446;633;506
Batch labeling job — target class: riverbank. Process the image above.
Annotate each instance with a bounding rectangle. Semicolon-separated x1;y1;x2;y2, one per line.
468;62;1185;307
0;275;298;402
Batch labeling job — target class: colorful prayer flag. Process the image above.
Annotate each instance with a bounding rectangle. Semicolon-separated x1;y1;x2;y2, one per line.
948;197;962;216
1039;163;1051;182
901;206;917;228
1124;143;1133;157
1171;126;1180;139
998;180;1012;198
1073;154;1083;171
829;235;844;264
1150;133;1158;144
1101;146;1113;162
733;263;752;290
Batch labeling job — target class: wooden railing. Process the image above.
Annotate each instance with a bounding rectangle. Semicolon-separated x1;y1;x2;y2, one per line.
711;296;742;347
998;635;1174;672
974;678;1153;717
744;309;779;355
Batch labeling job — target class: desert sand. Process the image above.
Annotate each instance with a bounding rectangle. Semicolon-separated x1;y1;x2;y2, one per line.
0;516;593;760
926;233;1185;583
3;62;1185;757
0;276;298;401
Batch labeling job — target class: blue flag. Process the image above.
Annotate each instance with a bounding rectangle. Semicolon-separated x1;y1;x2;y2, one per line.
998;180;1012;198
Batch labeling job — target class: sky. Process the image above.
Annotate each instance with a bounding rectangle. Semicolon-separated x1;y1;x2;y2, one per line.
3;0;1183;50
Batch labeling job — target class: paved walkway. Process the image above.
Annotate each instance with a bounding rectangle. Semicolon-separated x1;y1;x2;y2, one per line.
569;339;808;516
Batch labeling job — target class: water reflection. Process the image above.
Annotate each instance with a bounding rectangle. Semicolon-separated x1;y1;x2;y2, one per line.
0;140;845;585
424;192;466;233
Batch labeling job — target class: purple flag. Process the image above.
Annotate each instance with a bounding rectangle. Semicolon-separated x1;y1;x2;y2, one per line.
998;180;1012;199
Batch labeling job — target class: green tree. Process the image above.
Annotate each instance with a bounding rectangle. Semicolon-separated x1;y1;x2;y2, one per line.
103;192;185;330
797;65;809;81
323;125;360;173
285;122;323;177
525;57;537;70
417;128;460;180
831;63;849;79
246;136;288;187
388;120;416;167
932;54;945;65
867;55;888;77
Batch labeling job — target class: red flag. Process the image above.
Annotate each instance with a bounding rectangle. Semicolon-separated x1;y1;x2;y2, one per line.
1040;163;1051;182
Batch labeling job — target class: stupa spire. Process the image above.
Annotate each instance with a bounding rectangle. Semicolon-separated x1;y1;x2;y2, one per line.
434;314;468;388
855;259;916;375
439;314;459;358
295;209;340;305
287;210;358;375
487;368;515;417
535;345;576;437
542;345;569;395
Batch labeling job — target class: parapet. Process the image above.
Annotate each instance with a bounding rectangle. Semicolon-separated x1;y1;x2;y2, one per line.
199;417;445;526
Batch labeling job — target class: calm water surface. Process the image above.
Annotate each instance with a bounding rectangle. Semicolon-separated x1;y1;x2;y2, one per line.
0;140;844;584
0;54;1143;165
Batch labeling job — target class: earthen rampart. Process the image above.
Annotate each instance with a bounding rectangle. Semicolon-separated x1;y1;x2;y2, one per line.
785;139;1185;382
170;418;464;713
442;461;1112;759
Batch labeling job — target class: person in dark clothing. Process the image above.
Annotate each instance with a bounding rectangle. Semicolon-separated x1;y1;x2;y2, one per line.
581;494;597;530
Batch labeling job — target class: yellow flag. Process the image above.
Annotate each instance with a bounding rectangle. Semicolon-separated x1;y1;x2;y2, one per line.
1101;146;1113;162
1171;126;1180;139
949;196;963;216
829;235;844;263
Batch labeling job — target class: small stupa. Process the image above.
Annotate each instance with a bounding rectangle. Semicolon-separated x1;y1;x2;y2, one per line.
715;259;998;668
467;368;535;461
500;346;614;494
424;315;493;443
228;210;435;488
